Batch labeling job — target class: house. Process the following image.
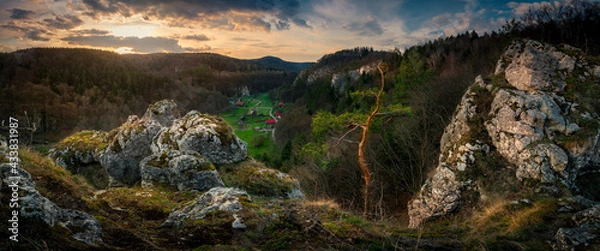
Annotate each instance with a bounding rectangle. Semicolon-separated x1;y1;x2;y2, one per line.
278;102;285;108
275;110;283;119
235;101;245;107
266;119;277;125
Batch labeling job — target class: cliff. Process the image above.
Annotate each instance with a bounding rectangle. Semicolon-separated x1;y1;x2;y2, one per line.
408;39;600;250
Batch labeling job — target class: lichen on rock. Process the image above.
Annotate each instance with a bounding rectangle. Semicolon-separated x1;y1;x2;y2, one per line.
162;187;250;229
152;110;247;165
140;149;224;191
0;162;103;245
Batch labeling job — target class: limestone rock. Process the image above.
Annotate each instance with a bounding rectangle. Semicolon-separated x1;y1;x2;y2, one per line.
152;111;247;165
497;39;574;92
141;99;180;127
408;39;600;228
48;130;106;172
140;149;224;191
226;162;304;199
162;187;250;229
0;163;103;245
408;82;488;228
553;203;600;250
99;115;163;186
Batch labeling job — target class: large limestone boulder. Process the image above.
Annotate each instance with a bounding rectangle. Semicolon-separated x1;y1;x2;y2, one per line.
408;39;600;228
0;162;103;245
140;149;224;191
152;111;247;165
99;100;180;186
162;187;250;229
99;115;163;186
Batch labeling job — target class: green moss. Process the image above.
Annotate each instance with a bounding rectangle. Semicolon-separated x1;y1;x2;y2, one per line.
220;160;295;197
55;130;107;152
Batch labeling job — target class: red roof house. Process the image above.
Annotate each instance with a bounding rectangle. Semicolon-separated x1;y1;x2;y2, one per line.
266;119;277;125
235;101;245;107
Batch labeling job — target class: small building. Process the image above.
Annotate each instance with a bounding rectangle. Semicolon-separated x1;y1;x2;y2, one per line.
278;102;285;108
235;101;245;107
266;119;277;125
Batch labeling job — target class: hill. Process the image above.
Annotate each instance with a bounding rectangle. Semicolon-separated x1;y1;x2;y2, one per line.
249;56;313;72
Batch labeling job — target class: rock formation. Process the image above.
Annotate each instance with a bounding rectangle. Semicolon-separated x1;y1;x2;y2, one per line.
151;111;247;165
140;149;224;191
162;187;250;229
48;130;106;172
0;150;103;245
408;39;600;250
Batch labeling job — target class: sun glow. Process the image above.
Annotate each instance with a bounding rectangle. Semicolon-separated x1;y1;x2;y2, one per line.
115;47;134;54
111;25;156;38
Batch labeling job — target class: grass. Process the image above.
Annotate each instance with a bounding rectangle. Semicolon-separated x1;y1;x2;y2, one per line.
220;92;287;158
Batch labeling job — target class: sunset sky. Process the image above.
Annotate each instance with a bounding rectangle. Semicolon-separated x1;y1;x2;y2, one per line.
0;0;568;61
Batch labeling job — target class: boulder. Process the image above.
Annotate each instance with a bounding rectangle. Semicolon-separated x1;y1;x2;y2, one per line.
0;162;103;245
99;115;163;186
48;130;106;172
152;111;247;165
497;39;574;92
141;99;180;127
140;149;224;191
162;187;250;229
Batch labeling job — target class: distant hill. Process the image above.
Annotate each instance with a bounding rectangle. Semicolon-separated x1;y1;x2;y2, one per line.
249;56;312;72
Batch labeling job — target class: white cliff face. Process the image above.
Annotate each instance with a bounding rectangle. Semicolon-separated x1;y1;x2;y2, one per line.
408;39;600;231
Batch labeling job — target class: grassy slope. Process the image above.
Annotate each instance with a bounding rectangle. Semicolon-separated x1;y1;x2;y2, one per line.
221;93;287;158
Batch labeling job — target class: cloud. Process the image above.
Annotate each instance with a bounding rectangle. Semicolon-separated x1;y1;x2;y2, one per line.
71;28;111;35
78;0;310;32
7;8;36;19
61;35;185;53
343;17;384;36
276;20;290;30
0;20;28;32
27;30;51;41
43;14;84;29
184;34;210;41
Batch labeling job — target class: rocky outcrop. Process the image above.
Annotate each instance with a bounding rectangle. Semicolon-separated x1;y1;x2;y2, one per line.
142;99;180;127
48;130;106;172
140;149;224;191
151;111;247;165
408;77;491;228
99;115;163;186
330;62;378;93
408;39;600;228
162;187;250;229
0;159;103;245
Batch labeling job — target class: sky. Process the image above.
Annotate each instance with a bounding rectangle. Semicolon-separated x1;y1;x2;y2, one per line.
0;0;579;62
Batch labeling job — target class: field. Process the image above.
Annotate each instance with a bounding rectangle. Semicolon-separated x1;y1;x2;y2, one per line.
220;93;285;158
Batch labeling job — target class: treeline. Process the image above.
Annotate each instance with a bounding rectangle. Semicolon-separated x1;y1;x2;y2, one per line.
0;48;298;141
266;0;600;218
